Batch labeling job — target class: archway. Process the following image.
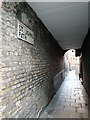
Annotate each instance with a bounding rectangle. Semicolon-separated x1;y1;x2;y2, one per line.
64;49;80;78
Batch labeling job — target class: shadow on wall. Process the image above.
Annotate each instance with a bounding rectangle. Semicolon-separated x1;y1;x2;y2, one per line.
80;28;90;97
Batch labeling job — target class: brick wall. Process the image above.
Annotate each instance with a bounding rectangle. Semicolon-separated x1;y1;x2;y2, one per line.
0;2;64;118
80;29;90;96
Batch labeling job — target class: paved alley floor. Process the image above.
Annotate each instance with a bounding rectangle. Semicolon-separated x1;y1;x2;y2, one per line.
40;70;88;118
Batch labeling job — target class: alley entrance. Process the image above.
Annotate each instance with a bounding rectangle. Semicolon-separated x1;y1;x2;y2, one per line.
40;70;88;118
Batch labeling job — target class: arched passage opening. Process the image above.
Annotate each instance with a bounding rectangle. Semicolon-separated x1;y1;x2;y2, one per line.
64;49;80;79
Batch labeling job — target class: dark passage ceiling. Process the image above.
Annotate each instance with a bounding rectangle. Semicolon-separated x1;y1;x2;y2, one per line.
28;2;88;50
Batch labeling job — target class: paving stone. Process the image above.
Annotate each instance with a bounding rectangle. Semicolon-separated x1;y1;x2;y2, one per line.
64;106;76;112
70;96;80;99
81;103;88;108
83;113;88;118
71;103;81;108
60;101;71;107
69;112;83;118
54;106;64;111
76;99;86;104
52;111;70;118
77;108;88;114
66;98;76;103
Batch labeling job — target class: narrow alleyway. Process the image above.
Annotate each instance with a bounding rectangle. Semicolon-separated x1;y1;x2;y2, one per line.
40;70;88;118
0;2;90;118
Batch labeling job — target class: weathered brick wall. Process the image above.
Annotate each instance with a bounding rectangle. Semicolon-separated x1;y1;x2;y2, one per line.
81;29;90;96
0;2;64;118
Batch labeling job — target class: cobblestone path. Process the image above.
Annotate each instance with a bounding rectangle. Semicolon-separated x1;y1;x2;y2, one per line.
40;70;88;118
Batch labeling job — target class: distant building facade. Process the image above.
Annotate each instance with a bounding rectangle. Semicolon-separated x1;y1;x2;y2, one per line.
64;49;80;74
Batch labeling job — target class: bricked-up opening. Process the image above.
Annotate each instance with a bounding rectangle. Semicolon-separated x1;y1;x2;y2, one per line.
64;49;80;78
0;2;65;118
